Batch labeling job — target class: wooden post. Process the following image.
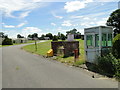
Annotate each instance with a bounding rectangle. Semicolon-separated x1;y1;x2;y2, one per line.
34;38;37;51
74;49;79;62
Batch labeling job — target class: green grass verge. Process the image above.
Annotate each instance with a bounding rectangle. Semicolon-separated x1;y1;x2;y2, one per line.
22;40;51;56
1;40;36;47
23;39;85;65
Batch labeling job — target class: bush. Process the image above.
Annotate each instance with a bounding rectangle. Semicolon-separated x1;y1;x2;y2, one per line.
96;53;117;77
2;38;13;45
112;34;120;59
52;35;58;41
115;59;120;81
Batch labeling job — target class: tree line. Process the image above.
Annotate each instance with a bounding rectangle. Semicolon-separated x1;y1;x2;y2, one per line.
26;28;83;41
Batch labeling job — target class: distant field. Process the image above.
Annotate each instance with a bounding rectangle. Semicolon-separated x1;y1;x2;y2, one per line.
22;39;85;65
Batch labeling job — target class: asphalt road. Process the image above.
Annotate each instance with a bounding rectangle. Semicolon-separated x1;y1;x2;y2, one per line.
1;41;118;88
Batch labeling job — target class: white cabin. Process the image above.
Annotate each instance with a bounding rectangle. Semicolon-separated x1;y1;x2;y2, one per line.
84;26;113;63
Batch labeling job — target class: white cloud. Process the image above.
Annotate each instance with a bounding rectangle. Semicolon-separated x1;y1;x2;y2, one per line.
52;12;63;19
16;21;27;28
64;0;93;13
4;25;16;28
56;27;69;34
70;15;84;19
83;17;90;20
79;17;108;28
0;0;46;18
2;26;45;38
96;18;108;26
22;27;42;36
23;27;42;33
62;20;72;26
19;11;30;18
94;0;119;2
77;29;84;35
3;21;27;28
51;23;56;26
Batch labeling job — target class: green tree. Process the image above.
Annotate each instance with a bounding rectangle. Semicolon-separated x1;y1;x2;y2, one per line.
46;33;53;39
32;33;38;38
106;9;120;36
66;28;77;35
61;33;66;40
66;28;81;39
28;34;32;38
0;32;8;38
112;34;120;59
2;37;13;45
0;32;4;38
57;32;61;39
52;35;58;41
39;34;45;40
17;34;24;38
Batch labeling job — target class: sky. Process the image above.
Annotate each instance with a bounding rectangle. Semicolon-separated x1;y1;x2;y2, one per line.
0;0;120;38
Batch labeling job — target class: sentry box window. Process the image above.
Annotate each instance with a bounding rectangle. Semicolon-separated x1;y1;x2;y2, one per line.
86;35;93;47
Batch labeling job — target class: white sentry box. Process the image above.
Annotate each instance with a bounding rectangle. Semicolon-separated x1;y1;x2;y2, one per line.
84;26;113;63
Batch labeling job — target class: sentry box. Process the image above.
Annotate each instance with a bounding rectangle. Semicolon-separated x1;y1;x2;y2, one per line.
84;26;113;63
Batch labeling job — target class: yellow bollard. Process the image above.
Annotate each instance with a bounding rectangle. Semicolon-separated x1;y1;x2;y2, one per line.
47;49;53;57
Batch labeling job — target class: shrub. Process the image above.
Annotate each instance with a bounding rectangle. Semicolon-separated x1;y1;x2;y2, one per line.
94;53;120;80
96;53;117;77
115;59;120;81
112;34;120;59
2;38;13;45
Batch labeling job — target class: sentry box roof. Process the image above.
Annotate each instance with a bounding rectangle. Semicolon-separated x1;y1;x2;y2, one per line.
84;26;113;34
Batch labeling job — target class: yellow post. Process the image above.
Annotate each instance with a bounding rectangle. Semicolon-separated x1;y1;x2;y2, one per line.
47;49;53;57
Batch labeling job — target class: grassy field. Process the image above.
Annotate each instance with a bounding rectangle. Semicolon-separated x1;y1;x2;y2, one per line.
23;39;85;65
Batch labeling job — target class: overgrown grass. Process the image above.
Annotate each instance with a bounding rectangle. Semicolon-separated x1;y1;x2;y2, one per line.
23;39;85;66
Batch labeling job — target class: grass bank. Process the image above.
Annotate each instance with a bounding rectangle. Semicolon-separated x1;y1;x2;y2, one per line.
22;39;85;65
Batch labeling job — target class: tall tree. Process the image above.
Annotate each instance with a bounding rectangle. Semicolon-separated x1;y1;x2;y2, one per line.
66;28;81;39
28;34;32;38
57;32;61;39
46;33;53;39
61;33;66;40
66;28;77;35
17;34;24;38
106;9;120;36
32;33;38;38
0;32;4;38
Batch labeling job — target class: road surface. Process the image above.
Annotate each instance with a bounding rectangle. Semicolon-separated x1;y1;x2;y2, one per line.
1;41;118;88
